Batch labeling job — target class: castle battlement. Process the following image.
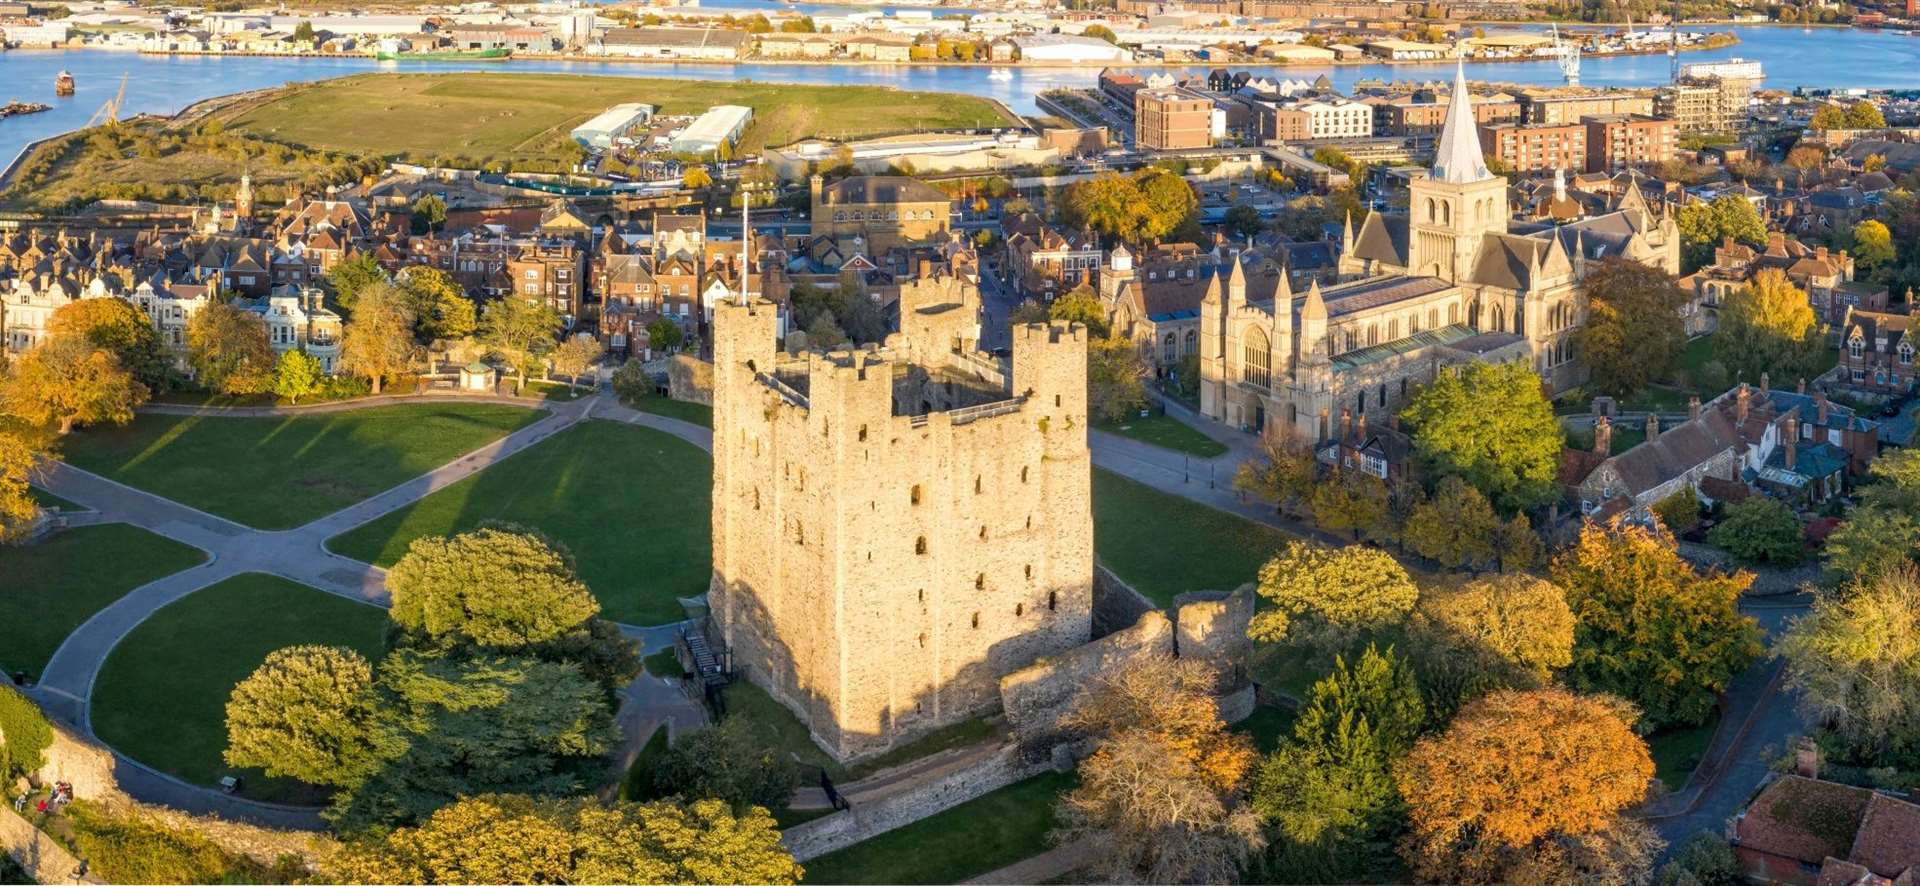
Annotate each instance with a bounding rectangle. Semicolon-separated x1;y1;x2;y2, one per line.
708;292;1093;761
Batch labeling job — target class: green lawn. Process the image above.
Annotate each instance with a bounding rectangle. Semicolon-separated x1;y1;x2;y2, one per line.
1092;469;1292;606
57;403;540;530
0;523;207;678
217;73;1017;163
632;397;714;428
643;648;683;679
799;770;1076;885
1649;709;1722;791
28;486;79;511
90;573;387;804
1564;424;1647;455
618;727;671;803
1097;413;1228;458
327;420;710;626
723;681;999;786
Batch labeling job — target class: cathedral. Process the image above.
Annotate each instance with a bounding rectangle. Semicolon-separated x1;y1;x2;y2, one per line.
1199;62;1681;443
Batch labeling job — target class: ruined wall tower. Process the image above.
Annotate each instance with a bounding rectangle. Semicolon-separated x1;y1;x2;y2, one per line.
708;294;1093;761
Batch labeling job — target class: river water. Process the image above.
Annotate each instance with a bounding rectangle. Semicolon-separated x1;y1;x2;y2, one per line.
3;24;1919;166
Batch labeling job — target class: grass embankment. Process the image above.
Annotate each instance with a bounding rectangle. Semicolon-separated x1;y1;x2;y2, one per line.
328;420;711;626
1649;709;1722;791
631;396;714;428
721;681;998;785
57;403;539;530
0;524;207;678
212;73;1018;165
1097;413;1228;458
798;771;1076;884
1092;468;1291;606
90;573;388;805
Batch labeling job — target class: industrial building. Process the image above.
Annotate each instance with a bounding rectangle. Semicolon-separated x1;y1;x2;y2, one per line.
571;103;657;150
671;105;755;155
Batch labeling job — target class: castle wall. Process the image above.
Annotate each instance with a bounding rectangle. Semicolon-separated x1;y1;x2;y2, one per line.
710;299;1095;761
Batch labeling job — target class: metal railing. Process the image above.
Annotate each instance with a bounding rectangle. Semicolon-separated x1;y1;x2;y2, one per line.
757;373;809;408
947;396;1027;426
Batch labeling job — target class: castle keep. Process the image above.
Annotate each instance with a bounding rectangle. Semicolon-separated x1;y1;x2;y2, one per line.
708;274;1094;760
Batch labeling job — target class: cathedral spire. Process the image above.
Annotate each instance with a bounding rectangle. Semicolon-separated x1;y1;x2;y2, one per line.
1433;59;1492;185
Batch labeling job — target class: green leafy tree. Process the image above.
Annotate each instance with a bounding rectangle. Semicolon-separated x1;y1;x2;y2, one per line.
1718;269;1827;383
410;194;448;235
1402;476;1500;571
1652;486;1701;534
0;336;147;435
646;719;794;813
1574;259;1689;398
291;20;316;42
1858;447;1920;513
1083;23;1117;42
1655;833;1742;886
1776;568;1920;767
224;645;400;789
550;334;604;392
1497;513;1545;573
1086;335;1147;422
1010;299;1051;326
329;794;801;885
1048;290;1109;337
645;319;684;353
399;268;477;342
269;348;322;404
1416;574;1575;686
1250;542;1418;653
1676;195;1768;270
1851;219;1895;272
1223;204;1264;241
387;527;638;691
481;297;563;390
611;360;651;406
1063;169;1197;245
1252;645;1423;880
1309;468;1391;543
186;299;273;395
1824;506;1920;588
49;297;171;390
1235;434;1319;519
1809;104;1849;131
779;15;815;32
339;281;418;395
1706;496;1806;566
1551;520;1762;729
326;253;387;312
0;684;53;782
1402;361;1563;514
1846;100;1887;130
0;430;45;542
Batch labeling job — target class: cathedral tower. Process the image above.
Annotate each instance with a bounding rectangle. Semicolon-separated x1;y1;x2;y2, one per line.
1408;61;1510;283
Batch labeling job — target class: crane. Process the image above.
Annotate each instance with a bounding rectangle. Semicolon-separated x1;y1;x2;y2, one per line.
1553;23;1581;86
85;74;128;129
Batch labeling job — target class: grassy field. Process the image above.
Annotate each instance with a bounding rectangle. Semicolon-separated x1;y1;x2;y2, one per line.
90;573;388;804
1092;469;1292;606
631;397;714;428
1649;710;1722;791
327;420;710;626
0;524;207;679
799;771;1075;884
56;403;539;530
1096;414;1228;458
214;73;1017;163
28;486;79;511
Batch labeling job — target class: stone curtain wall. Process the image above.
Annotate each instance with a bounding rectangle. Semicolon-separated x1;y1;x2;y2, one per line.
780;744;1054;862
1;807;102;884
999;611;1177;752
1091;563;1156;639
666;354;714;405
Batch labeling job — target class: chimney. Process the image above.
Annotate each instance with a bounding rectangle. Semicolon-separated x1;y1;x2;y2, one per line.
1736;383;1751;425
1794;737;1821;779
1646;412;1660;440
1816;246;1828;263
1797;377;1807;395
1355;413;1368;444
1340;407;1353;442
1817;392;1830;424
1318;407;1330;443
1786;416;1799;472
1593;416;1612;455
1761;371;1770;394
1689;396;1702;421
810;173;824;207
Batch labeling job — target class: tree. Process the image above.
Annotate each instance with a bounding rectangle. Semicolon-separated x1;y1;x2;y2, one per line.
611;360;651;406
49;297;170;390
550;334;604;392
1;336;147;435
387;527;638;691
682;166;713;191
1062;169;1197;245
269;348;322;404
779;15;815;32
1397;688;1659;884
745;13;774;32
224;645;400;789
481;298;562;390
1402;476;1500;570
645;319;683;353
1810;103;1849;132
1574;259;1689;398
399;268;477;343
1223;204;1264;241
1656;832;1742;886
1857;447;1920;513
1718;269;1827;383
1776;568;1920;766
187;299;273;395
1083;23;1117;42
1086;335;1147;423
1787;145;1828;172
1415;574;1574;686
410;194;447;235
1851;219;1895;272
1234;433;1318;519
1250;542;1418;653
0;430;45;542
646;718;794;813
1497;513;1545;573
1309;468;1391;544
1653;486;1701;534
1402;361;1562;514
1551;520;1762;729
1048;290;1108;337
1823;506;1920;588
1846;99;1887;130
328;794;801;885
339;281;417;395
1676;195;1768;270
1009;299;1051;326
291;19;316;42
325;253;387;312
1862;153;1888;173
1707;496;1807;566
1055;657;1263;885
803;313;848;350
1252;645;1423;880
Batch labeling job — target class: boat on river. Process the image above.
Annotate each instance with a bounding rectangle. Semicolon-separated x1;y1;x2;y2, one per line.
54;71;75;96
0;101;52;119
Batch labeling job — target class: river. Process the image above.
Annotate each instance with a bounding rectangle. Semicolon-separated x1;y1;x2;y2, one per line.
4;24;1920;168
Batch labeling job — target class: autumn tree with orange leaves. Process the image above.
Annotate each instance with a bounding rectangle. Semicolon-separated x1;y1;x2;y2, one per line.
1053;655;1263;884
1397;688;1661;884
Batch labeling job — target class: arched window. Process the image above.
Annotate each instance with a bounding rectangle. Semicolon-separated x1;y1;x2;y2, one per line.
1442;202;1452;225
1185;329;1197;355
1366;324;1378;346
1448;303;1458;325
1426;198;1437;222
1163;333;1177;363
1244;327;1272;389
915;536;927;555
1388;319;1399;340
910;484;921;505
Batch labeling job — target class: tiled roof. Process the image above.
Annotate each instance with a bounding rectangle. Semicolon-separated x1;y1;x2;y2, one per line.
1735;776;1872;866
1851;792;1920;879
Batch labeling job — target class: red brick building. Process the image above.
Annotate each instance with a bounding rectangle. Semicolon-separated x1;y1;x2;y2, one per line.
1478;121;1588;173
1582;113;1678;173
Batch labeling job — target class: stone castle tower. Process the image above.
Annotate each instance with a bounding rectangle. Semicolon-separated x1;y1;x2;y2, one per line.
707;275;1094;760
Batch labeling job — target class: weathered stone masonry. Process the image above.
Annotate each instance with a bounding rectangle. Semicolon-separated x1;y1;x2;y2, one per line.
708;277;1095;761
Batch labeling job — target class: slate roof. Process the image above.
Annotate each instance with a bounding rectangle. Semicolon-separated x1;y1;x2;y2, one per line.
1319;274;1450;317
819;175;949;206
1595;407;1741;498
1350;212;1409;267
1467;234;1547;290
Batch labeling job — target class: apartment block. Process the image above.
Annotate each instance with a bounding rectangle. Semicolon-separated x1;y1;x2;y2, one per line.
1136;87;1214;150
1583;114;1677;172
1478;121;1588;173
1519;91;1656;125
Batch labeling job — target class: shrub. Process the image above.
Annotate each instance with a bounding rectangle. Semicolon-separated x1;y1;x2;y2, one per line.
0;685;53;782
1708;496;1807;566
64;802;300;885
612;360;651;407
